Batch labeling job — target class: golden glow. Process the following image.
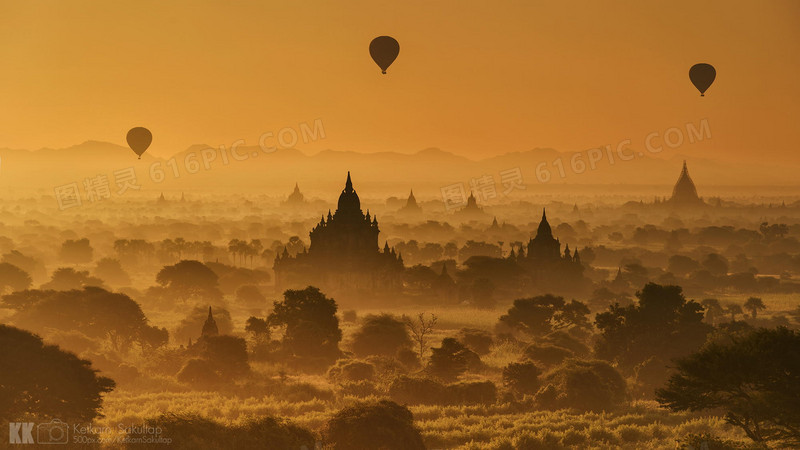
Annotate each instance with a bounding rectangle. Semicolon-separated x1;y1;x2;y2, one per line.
0;1;798;164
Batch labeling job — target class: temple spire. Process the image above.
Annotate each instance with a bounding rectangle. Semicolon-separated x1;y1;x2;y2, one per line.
345;171;353;192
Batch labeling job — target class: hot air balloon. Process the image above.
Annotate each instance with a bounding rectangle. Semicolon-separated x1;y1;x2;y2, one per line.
369;36;399;74
126;127;152;159
689;63;716;97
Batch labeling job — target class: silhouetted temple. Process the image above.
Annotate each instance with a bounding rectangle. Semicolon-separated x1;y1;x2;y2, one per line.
669;161;705;208
455;191;488;220
509;209;586;292
398;189;422;215
201;306;219;338
285;183;305;205
274;172;404;296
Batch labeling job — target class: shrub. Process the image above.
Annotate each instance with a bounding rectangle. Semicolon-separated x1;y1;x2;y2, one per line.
350;314;412;358
177;359;220;385
616;424;648;443
337;380;379;398
324;400;425;450
428;337;481;382
534;359;627;412
396;348;421;370
388;376;496;405
456;328;494;355
388;376;448;405
280;382;335;402
194;335;250;377
448;380;497;405
502;361;542;396
327;359;376;384
523;343;574;367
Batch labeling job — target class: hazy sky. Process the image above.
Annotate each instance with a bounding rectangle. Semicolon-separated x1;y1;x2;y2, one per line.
1;1;798;164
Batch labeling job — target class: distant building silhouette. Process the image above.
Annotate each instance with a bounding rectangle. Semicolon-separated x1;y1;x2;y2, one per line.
285;183;305;205
397;189;422;216
511;209;587;292
201;306;219;337
669;161;705;208
274;172;404;297
432;264;457;302
157;192;168;205
454;192;488;220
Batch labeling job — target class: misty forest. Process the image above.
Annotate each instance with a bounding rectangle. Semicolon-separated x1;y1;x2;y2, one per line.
1;162;800;449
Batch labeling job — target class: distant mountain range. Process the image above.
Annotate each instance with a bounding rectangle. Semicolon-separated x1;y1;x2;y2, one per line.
0;141;797;197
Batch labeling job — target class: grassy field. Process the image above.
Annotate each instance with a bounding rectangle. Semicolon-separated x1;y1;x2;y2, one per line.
78;298;780;449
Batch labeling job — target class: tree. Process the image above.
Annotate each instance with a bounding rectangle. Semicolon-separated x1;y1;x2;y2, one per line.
428;337;479;382
5;287;158;353
702;253;729;277
594;283;712;392
41;267;104;290
0;324;115;422
534;359;627;412
93;258;131;286
194;335;250;378
268;286;342;361
727;303;743;321
350;314;412;358
324;400;425;450
667;255;700;277
0;262;32;294
499;295;590;336
155;260;222;302
403;312;437;361
502;362;542;396
700;298;724;324
456;328;493;356
59;238;93;264
744;297;766;319
657;327;800;446
245;316;270;339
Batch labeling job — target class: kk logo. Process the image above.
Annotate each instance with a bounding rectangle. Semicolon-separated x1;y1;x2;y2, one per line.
8;423;34;444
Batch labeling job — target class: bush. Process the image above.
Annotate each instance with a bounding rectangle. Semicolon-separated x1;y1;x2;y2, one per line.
396;348;420;370
534;359;627;412
280;382;335;403
616;424;648;443
327;359;376;384
350;314;412;358
522;343;574;367
324;400;425;450
337;380;379;398
448;380;497;405
456;328;494;355
388;376;448;405
502;361;542;396
428;337;481;382
194;335;250;377
388;376;496;405
177;359;221;385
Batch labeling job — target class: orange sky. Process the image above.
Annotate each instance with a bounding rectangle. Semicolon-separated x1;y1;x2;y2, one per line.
0;1;798;164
